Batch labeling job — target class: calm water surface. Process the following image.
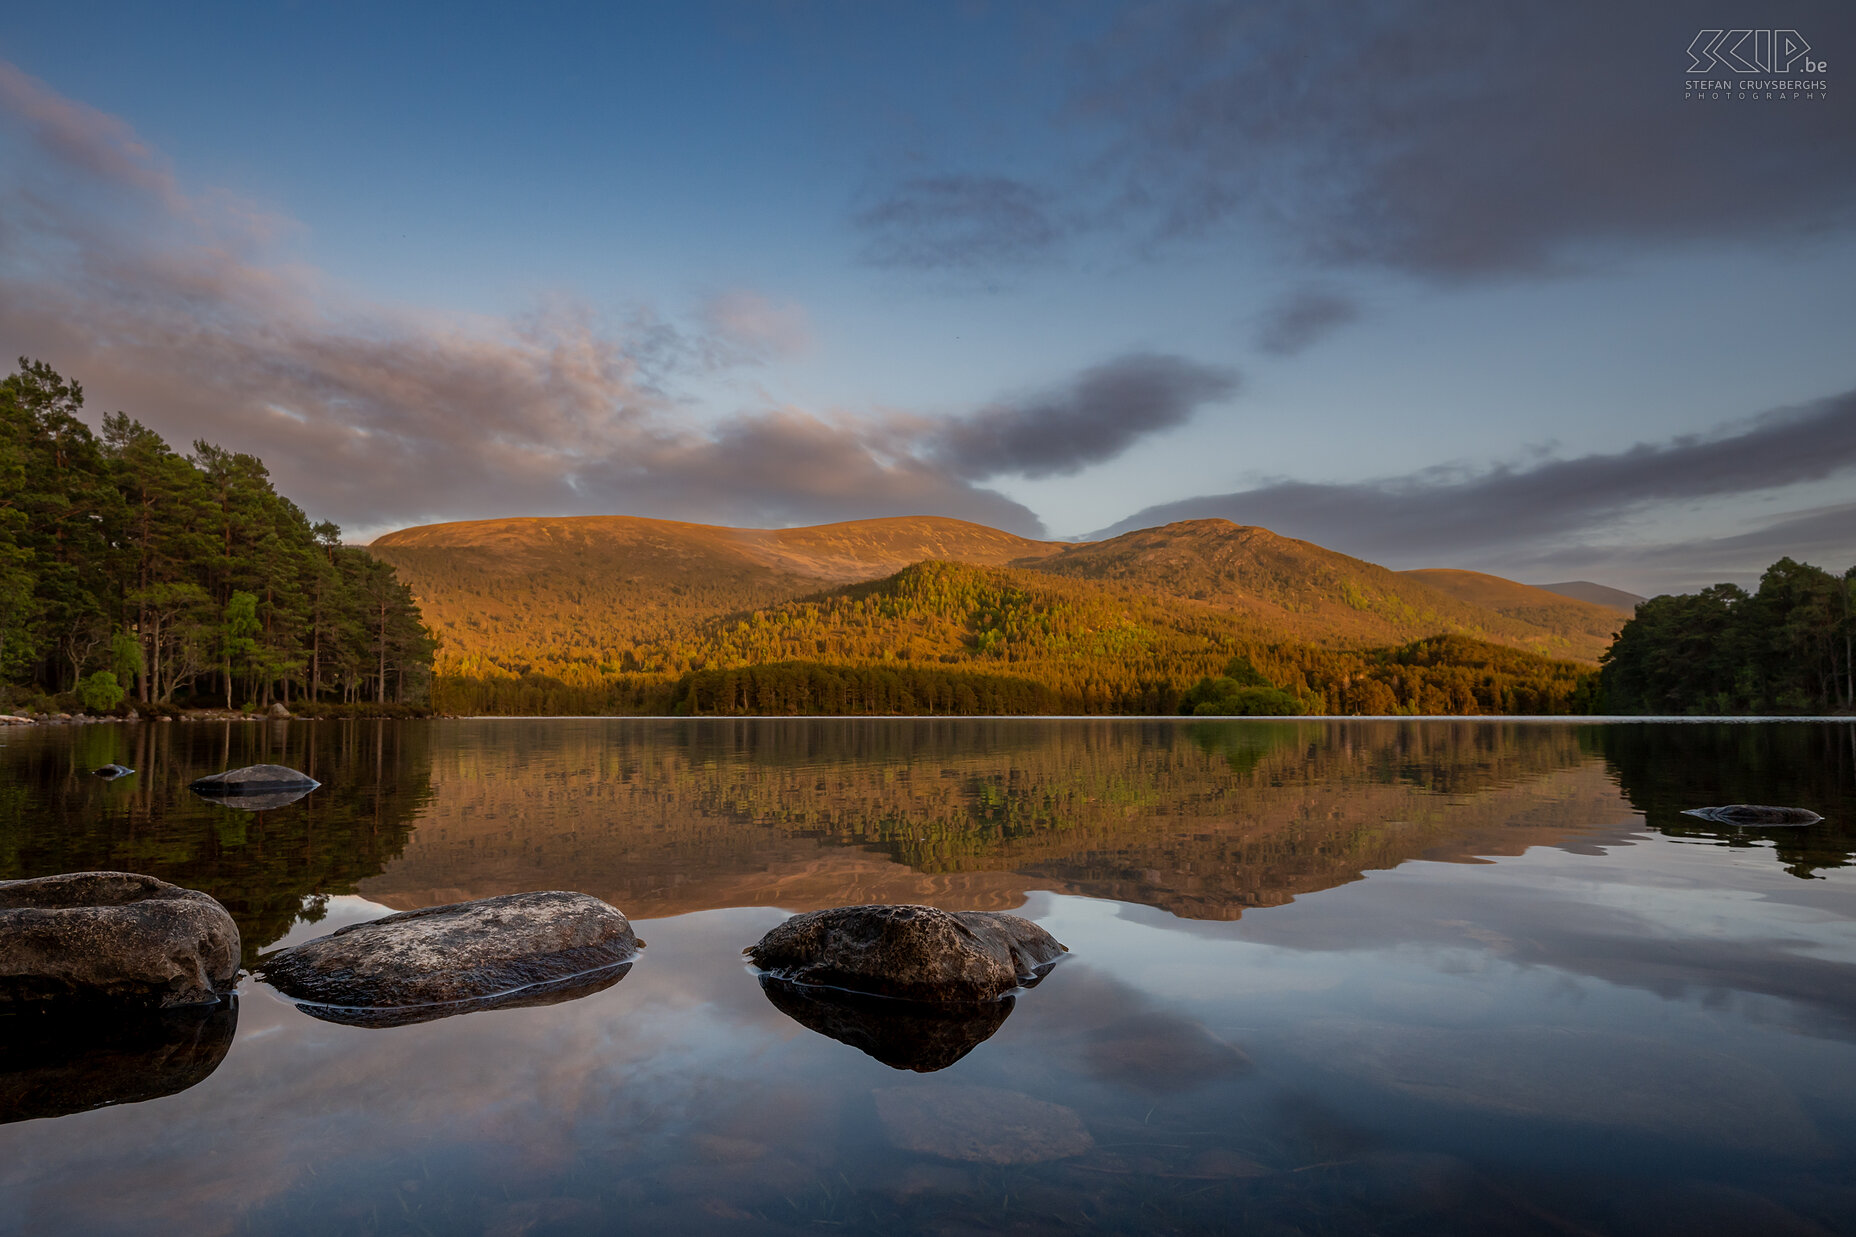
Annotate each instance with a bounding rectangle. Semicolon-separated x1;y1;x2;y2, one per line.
2;719;1854;1235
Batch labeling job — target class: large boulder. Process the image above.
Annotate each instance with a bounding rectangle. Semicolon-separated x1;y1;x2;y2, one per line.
256;891;639;1023
0;872;241;1009
1682;804;1823;827
745;904;1066;1004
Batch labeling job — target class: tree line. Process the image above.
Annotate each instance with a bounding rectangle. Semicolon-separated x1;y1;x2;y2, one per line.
0;360;434;713
1601;557;1855;714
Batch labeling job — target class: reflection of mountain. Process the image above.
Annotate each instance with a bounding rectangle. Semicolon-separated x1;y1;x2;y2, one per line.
1600;722;1856;878
0;721;435;963
360;720;1638;922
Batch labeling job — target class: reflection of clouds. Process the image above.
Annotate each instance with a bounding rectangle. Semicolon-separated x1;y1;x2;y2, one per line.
1229;840;1856;1042
1284;1021;1826;1156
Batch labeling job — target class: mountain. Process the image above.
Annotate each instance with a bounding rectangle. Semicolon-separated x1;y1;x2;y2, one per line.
1399;569;1629;649
1537;580;1646;612
369;515;1064;677
366;513;1613;714
1018;521;1616;659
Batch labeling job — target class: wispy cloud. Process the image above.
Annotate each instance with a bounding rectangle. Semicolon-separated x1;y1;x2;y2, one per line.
852;174;1061;271
0;63;1204;539
1094;389;1856;585
1069;1;1856;278
1255;288;1359;356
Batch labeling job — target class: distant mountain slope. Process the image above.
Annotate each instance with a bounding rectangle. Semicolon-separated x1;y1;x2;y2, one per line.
1537;580;1646;612
369;515;1064;678
1400;568;1629;648
1016;520;1616;660
367;513;1618;687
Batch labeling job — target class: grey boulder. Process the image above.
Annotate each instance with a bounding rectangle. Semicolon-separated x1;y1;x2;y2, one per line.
257;891;640;1022
189;763;318;794
1682;804;1823;827
745;904;1066;1004
0;872;241;1009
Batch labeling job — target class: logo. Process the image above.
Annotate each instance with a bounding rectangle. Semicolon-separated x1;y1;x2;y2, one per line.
1686;29;1823;74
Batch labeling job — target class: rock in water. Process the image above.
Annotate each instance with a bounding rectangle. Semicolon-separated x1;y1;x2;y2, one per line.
266;702;291;719
189;764;318;794
745;904;1066;1003
758;975;1014;1072
190;763;320;811
0;872;241;1009
873;1085;1095;1164
1682;804;1823;827
92;764;134;779
257;891;639;1019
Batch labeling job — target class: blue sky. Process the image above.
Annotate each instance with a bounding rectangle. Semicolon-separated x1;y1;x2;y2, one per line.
2;1;1853;593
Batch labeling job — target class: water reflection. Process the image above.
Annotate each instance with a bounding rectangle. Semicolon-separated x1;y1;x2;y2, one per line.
0;720;433;965
757;977;1015;1072
1600;722;1856;877
0;1000;237;1124
0;722;1853;1236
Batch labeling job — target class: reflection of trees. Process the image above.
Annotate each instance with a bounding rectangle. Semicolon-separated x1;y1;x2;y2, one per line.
1600;722;1856;878
0;721;434;963
366;719;1621;922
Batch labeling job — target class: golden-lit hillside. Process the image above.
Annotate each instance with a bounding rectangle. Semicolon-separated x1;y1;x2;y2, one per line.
1399;568;1628;650
1018;520;1616;660
366;513;1616;713
369;514;1065;680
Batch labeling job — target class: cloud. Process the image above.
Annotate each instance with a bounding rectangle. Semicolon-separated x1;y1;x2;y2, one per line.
1255;288;1359;356
1062;1;1856;280
852;174;1061;271
1094;388;1856;582
929;352;1238;481
0;63;1186;539
701;289;813;359
1519;500;1856;594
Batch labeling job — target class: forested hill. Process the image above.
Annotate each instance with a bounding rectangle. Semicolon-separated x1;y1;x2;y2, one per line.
367;513;1618;716
0;361;433;713
373;512;1623;694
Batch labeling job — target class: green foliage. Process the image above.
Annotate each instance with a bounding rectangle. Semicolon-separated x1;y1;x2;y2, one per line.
0;360;434;709
76;670;124;713
1601;558;1856;714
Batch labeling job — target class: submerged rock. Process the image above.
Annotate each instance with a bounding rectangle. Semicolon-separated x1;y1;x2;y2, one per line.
873;1085;1095;1164
0;872;241;1009
257;891;639;1021
92;764;134;780
189;763;319;811
0;1000;237;1123
189;763;318;794
758;975;1014;1072
1682;804;1823;827
745;904;1066;1004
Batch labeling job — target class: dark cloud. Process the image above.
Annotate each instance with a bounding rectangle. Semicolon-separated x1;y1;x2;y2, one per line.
1066;1;1856;279
853;174;1061;271
930;352;1237;481
1255;288;1360;356
1518;501;1856;594
1094;389;1856;580
0;63;1198;540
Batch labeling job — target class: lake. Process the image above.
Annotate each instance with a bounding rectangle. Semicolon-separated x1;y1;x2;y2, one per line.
3;718;1854;1236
